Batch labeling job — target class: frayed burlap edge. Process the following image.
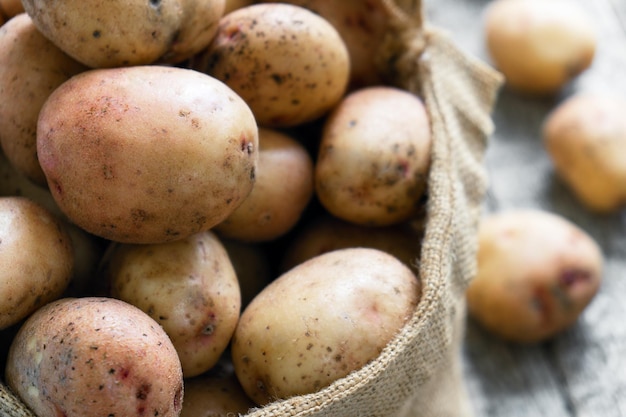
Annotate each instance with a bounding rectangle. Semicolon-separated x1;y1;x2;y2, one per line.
0;6;503;417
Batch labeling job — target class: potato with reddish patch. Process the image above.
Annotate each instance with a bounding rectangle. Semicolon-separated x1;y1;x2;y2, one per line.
37;65;258;244
484;0;596;96
5;297;184;417
0;196;74;330
467;209;603;344
543;93;626;213
105;230;241;378
231;247;421;405
315;86;431;226
0;13;87;186
21;0;225;67
215;128;314;242
192;3;350;127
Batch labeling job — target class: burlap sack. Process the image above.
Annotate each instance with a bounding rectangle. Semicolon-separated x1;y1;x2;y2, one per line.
0;1;502;416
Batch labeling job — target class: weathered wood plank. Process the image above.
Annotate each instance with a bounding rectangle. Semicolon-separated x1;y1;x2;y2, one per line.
427;0;626;416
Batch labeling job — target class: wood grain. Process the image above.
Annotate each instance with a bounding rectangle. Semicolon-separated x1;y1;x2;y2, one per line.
427;0;626;416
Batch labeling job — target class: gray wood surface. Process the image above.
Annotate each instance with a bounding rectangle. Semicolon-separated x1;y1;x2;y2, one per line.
425;1;626;416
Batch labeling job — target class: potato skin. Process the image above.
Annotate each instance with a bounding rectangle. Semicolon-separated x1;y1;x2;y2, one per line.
467;209;603;344
193;3;350;127
5;297;184;417
231;247;421;405
315;86;431;226
0;196;74;330
37;65;258;244
215;128;314;242
543;93;626;213
106;231;241;378
484;0;596;96
0;13;87;186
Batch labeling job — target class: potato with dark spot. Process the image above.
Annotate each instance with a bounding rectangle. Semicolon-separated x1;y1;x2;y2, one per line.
37;65;258;244
0;196;74;330
231;247;421;405
192;3;350;127
467;209;603;344
315;86;431;226
260;0;392;89
21;0;225;68
543;93;626;213
5;297;184;417
484;0;597;96
214;127;314;242
105;230;241;378
0;13;87;186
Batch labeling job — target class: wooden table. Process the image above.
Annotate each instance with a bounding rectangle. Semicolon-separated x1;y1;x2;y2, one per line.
425;0;626;415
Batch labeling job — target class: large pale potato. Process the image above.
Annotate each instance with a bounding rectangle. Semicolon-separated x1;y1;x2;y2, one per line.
543;93;626;213
21;0;225;67
0;13;87;186
5;297;184;417
467;209;603;344
484;0;597;96
37;65;258;244
192;3;350;127
231;247;421;405
0;196;74;330
105;230;241;378
214;128;314;242
315;86;431;226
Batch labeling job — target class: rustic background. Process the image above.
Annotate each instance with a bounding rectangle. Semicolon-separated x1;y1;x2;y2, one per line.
425;0;626;416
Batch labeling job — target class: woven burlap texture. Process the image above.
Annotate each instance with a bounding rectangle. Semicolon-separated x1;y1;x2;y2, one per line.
0;5;503;417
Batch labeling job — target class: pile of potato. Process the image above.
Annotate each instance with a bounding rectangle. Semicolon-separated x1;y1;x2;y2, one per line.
0;1;430;416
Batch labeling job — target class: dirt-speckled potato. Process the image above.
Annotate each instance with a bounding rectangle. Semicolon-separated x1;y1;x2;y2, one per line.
5;297;184;417
0;196;74;330
467;209;603;344
37;65;258;244
192;3;350;127
21;0;225;68
231;247;421;405
0;13;87;186
105;230;241;378
315;86;431;226
543;93;626;213
258;0;391;89
215;128;314;242
280;214;423;274
484;0;596;96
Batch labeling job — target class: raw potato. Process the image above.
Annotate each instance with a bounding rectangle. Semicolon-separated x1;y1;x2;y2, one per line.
543;93;626;213
0;196;74;330
215;128;314;242
280;213;423;274
0;13;87;186
192;3;350;127
105;230;241;378
5;297;184;417
484;0;596;96
260;0;391;88
0;0;23;22
21;0;225;67
231;247;421;405
180;362;255;417
315;86;431;226
37;65;258;244
467;209;603;344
